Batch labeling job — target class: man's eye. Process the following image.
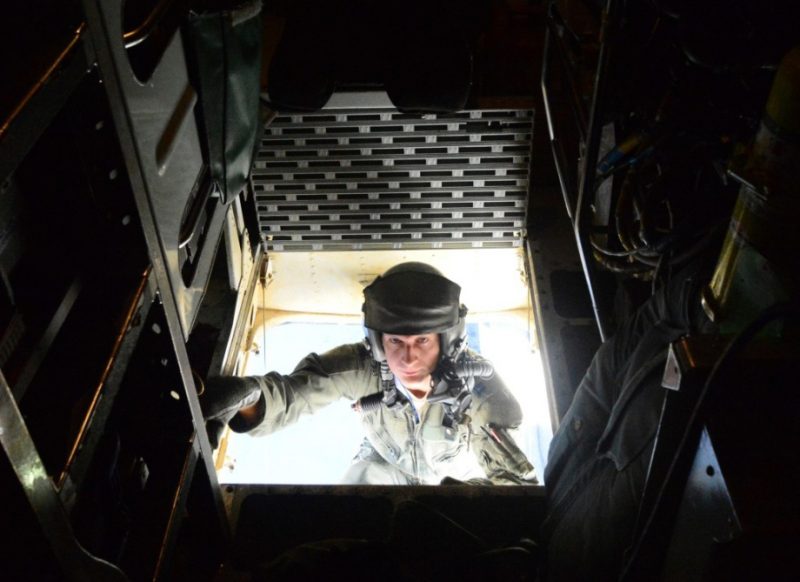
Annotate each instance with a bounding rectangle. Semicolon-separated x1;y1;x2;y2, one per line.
418;337;429;344
389;337;402;344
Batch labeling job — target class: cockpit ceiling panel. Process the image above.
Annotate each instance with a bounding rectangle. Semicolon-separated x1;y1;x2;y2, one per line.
253;107;533;251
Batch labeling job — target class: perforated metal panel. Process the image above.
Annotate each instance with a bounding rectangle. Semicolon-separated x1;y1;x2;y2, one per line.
253;108;533;251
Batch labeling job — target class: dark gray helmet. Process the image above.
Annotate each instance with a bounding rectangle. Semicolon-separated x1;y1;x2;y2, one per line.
362;262;468;366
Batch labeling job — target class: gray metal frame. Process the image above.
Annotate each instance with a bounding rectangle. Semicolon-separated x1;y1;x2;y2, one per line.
80;0;230;550
0;371;129;581
541;0;618;341
80;0;227;339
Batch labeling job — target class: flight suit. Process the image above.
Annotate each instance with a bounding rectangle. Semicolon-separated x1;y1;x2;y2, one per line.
244;342;532;485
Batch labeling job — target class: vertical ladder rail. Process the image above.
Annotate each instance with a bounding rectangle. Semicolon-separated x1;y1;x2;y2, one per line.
0;372;129;582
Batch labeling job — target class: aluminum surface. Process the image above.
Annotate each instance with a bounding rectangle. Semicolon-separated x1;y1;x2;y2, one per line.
255;108;533;251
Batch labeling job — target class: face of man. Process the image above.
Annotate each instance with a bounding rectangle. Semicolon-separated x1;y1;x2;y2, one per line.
382;333;440;395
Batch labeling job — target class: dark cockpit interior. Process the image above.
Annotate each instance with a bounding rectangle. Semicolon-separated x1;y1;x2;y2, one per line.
2;1;798;580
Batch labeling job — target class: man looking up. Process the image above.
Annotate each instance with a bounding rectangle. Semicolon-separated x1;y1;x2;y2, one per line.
201;262;536;485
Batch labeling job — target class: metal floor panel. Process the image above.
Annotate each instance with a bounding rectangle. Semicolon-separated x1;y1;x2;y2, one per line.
254;107;533;251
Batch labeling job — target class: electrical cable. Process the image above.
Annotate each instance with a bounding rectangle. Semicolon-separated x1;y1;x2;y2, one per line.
615;168;639;253
632;181;653;249
591;250;655;275
599;187;723;273
631;251;661;267
694;303;799;414
594;121;728;277
661;221;724;267
650;252;668;296
590;238;643;257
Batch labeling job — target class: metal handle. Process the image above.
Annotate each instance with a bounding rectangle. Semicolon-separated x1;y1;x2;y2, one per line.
123;0;175;49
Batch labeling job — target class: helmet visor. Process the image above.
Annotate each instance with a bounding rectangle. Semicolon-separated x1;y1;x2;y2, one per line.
363;270;461;335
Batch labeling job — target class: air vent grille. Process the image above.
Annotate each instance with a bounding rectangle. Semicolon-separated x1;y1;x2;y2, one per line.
254;108;533;251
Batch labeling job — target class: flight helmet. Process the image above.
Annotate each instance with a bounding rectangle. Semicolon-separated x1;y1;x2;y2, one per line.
362;262;468;373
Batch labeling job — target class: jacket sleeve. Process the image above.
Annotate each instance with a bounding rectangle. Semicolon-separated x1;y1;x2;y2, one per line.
246;342;379;437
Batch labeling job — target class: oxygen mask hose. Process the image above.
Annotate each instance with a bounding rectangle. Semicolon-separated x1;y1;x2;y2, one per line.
453;359;494;380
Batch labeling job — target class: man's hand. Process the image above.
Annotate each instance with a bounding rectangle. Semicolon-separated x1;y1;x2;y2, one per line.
200;376;265;448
